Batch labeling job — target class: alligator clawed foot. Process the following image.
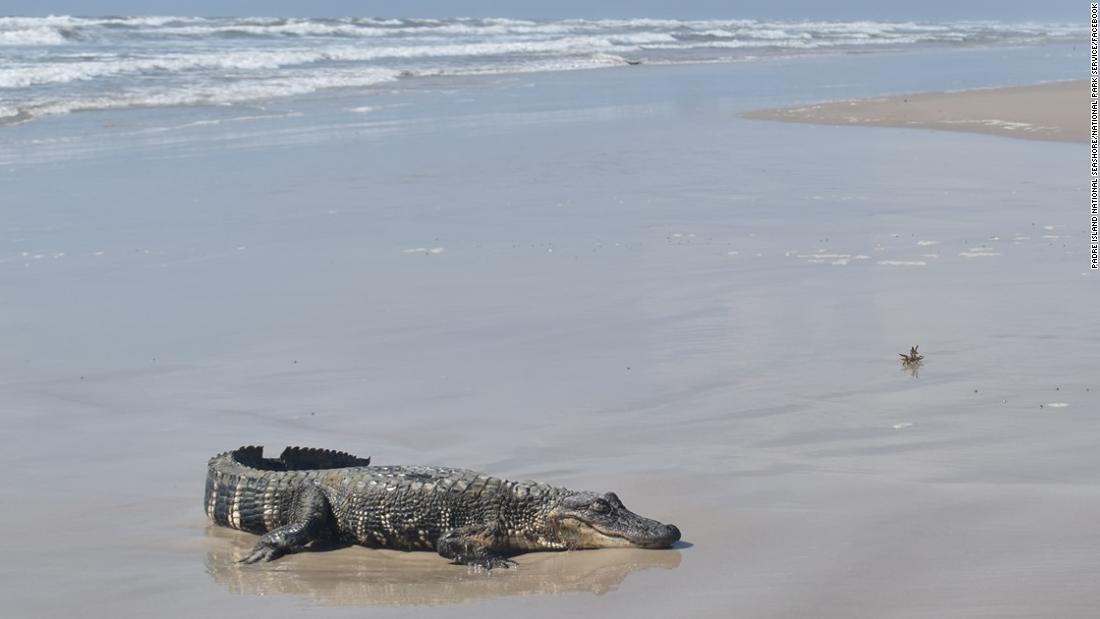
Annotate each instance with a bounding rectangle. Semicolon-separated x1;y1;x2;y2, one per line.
239;543;285;564
479;556;517;570
450;555;516;570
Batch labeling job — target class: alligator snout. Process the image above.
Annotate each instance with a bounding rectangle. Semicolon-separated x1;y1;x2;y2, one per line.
643;523;681;548
663;524;681;545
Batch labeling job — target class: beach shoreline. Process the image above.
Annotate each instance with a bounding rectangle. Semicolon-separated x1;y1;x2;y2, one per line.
3;42;1097;618
742;80;1087;143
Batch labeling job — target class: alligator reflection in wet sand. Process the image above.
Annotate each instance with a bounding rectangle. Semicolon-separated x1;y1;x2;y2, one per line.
205;527;683;607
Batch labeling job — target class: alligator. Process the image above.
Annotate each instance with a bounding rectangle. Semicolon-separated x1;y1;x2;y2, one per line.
205;446;681;569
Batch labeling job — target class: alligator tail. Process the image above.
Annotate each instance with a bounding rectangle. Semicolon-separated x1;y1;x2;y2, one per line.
204;445;370;533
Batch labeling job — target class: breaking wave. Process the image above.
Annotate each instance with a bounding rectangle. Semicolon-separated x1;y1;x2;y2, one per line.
0;15;1083;124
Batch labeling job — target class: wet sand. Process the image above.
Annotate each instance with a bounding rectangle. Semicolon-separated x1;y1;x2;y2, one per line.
205;526;682;606
743;80;1087;143
2;45;1098;618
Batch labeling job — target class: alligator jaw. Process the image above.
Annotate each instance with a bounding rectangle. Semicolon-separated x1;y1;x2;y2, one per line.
553;491;681;549
572;519;681;549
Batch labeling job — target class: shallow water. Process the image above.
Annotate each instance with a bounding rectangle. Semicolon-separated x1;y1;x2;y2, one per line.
1;43;1097;617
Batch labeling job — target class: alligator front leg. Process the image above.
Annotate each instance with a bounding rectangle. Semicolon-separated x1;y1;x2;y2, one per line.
240;484;335;564
436;523;517;569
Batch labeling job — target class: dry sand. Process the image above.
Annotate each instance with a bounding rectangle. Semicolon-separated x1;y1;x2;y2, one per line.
743;80;1087;143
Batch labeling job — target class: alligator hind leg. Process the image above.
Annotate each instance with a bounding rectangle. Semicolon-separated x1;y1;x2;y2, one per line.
436;522;517;569
240;484;335;564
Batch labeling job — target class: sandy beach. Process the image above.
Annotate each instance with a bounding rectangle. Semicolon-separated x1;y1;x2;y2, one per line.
743;80;1087;143
1;37;1096;618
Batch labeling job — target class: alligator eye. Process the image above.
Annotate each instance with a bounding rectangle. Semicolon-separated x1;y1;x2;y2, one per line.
591;499;611;514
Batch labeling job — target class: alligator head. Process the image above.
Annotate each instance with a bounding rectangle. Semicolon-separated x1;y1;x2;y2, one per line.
549;491;680;550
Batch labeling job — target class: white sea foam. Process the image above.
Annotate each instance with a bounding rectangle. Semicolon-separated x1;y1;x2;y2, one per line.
795;252;851;260
0;16;1082;44
158;22;387;38
0;37;643;89
0;16;1084;124
0;26;69;46
15;68;400;119
877;260;927;266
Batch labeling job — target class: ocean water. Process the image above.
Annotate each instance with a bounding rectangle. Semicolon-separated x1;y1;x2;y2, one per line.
0;15;1083;124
